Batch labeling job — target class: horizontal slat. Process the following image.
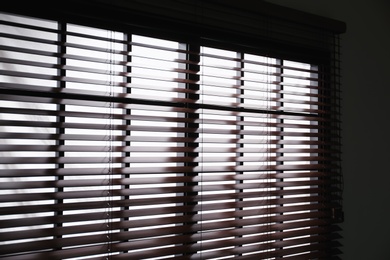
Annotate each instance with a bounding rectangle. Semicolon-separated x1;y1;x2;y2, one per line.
0;155;335;166
0;162;339;178
0;118;336;134
0;133;338;143
0;178;335;201
0;196;338;234
0;167;337;184
0;144;337;155
0;188;340;217
0;96;332;122
0;91;335;121
0;175;335;193
0;106;332;130
0;133;336;147
1;209;332;242
0;230;340;260
0;215;334;256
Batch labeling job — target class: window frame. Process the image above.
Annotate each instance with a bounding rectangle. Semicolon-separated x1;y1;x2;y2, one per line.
0;1;344;259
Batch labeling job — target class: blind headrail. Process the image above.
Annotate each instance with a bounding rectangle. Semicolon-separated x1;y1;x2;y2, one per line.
1;0;346;35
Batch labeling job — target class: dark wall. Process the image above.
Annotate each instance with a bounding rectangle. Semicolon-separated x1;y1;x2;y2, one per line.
266;0;390;259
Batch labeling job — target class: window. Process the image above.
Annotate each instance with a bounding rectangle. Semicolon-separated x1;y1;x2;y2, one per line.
0;1;344;259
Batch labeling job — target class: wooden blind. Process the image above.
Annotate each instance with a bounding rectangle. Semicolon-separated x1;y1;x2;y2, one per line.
0;1;344;259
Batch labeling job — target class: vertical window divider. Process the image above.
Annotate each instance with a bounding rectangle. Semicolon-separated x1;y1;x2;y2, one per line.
198;44;203;260
182;42;200;256
275;58;284;259
123;32;132;254
235;51;245;257
265;18;272;259
197;7;204;259
105;29;114;260
56;21;67;248
267;54;272;259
